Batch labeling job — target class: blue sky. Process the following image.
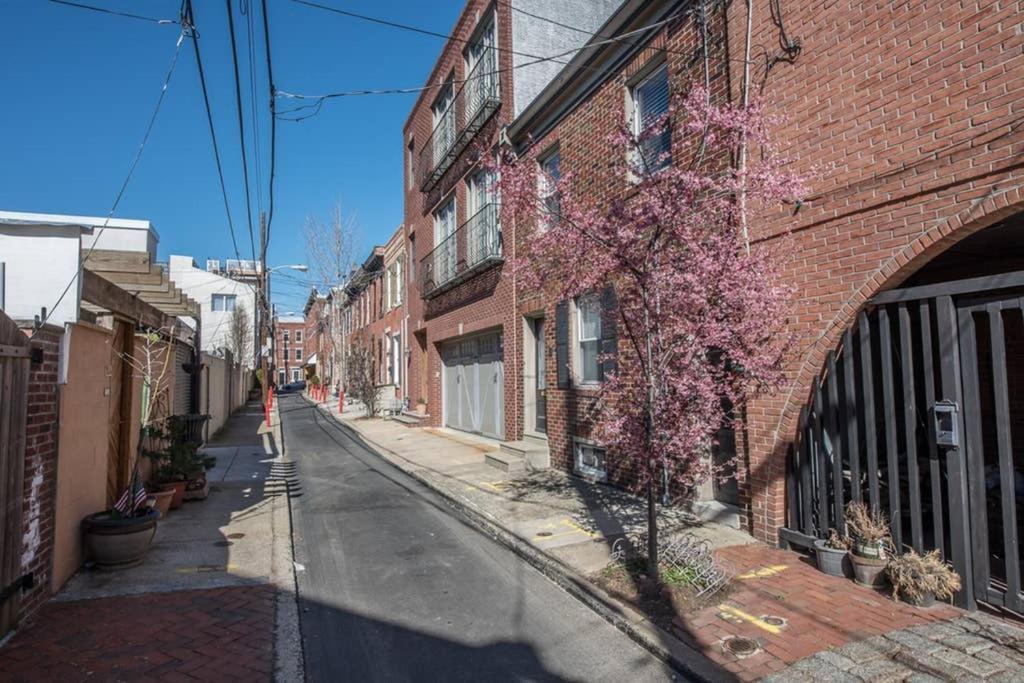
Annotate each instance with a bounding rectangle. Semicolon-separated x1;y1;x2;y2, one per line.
0;0;462;312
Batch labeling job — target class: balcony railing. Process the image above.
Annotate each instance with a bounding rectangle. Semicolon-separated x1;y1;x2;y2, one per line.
420;203;502;298
418;48;500;193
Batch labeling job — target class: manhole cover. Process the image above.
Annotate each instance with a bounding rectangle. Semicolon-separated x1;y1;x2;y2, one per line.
536;532;553;538
722;636;761;658
213;541;233;547
227;533;246;540
761;615;787;628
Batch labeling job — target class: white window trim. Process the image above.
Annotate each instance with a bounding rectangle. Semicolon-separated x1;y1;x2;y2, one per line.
627;61;671;177
573;437;608;482
537;146;561;231
572;294;602;386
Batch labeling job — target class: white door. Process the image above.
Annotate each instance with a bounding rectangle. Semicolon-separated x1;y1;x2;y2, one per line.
442;331;504;439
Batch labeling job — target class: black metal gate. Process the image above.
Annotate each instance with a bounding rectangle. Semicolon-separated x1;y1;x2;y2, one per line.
782;270;1024;612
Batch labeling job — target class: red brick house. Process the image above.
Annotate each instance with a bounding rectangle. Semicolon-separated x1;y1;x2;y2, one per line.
404;0;1023;611
273;317;305;386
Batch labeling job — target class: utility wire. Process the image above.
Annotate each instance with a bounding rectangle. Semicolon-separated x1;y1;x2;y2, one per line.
47;0;179;24
30;29;186;339
225;0;258;263
243;0;265;214
183;0;244;263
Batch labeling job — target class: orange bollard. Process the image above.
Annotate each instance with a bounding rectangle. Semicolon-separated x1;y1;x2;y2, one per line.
338;391;344;414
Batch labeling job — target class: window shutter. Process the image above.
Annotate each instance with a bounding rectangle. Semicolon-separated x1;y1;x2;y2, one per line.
599;286;617;380
555;300;570;389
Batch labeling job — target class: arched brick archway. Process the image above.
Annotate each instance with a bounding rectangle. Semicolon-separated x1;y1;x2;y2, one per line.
745;188;1024;547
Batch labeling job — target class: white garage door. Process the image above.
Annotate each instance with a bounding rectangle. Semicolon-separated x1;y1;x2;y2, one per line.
442;331;504;439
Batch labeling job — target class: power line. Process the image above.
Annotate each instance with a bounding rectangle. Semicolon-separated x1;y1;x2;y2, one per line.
47;0;179;25
183;0;244;262
243;0;265;214
30;28;187;338
225;0;258;263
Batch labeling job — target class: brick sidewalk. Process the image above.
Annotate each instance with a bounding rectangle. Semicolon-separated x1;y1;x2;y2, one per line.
675;544;961;680
0;585;275;682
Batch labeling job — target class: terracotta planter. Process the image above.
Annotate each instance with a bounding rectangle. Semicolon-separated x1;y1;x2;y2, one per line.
160;481;186;509
415;403;427;416
850;552;889;588
81;508;159;570
150;489;174;518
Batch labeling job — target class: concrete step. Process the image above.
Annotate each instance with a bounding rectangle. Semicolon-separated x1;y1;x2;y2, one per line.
390;412;425;427
499;440;550;470
485;449;527;475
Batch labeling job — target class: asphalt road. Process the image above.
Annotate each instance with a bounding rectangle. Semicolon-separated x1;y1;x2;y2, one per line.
279;395;677;682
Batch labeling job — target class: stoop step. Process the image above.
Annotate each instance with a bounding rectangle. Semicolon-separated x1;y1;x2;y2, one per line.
496;438;551;471
391;411;424;427
485;448;527;475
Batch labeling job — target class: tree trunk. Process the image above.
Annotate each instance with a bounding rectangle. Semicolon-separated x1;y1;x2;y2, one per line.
647;478;659;581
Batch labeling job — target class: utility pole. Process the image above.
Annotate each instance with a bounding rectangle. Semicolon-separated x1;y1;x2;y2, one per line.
258;211;269;390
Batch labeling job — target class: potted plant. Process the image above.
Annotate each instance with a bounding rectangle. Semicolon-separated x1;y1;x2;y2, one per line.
814;529;852;578
82;329;175;569
149;487;175;518
845;501;891;587
145;417;215;505
887;549;961;607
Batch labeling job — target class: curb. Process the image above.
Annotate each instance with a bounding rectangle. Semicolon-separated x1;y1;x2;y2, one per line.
307;398;727;683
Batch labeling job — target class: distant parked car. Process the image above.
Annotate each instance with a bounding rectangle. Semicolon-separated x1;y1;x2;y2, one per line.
275;380;307;395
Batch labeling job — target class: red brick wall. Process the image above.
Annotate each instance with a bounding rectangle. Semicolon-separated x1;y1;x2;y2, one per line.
509;0;1023;542
18;324;61;623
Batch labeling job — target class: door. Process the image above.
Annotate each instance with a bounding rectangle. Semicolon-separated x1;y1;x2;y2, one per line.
533;318;547;433
434;199;457;285
442;331;504;439
957;294;1023;613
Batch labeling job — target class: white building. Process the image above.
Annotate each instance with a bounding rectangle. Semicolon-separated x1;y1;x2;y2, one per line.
0;211;160;326
168;255;258;367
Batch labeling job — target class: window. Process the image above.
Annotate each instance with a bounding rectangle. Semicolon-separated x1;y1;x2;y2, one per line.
295;348;302;361
465;16;497;121
283;330;290;341
278;370;286;386
212;293;237;312
409;235;416;280
407;137;415;190
295;330;302;343
574;440;607;481
630;63;671;172
538;148;561;229
575;294;601;384
433;198;457;284
432;80;455;163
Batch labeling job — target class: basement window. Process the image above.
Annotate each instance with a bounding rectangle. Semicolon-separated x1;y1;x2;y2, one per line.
574;439;607;482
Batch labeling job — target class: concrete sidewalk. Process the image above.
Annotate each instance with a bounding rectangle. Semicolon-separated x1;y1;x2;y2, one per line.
309;396;1024;682
0;402;300;682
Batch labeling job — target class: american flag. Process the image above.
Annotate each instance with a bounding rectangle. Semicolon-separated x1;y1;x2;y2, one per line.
114;471;149;516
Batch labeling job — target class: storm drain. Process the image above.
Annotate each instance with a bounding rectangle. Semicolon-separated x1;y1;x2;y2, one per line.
722;636;761;658
536;532;553;538
761;615;788;628
227;533;246;539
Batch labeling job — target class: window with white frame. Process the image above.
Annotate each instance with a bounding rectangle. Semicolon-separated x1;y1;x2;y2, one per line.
295;348;302;361
212;293;237;312
574;439;607;481
575;293;602;384
465;15;497;121
630;63;671;172
432;79;455;163
538;147;561;229
283;330;290;341
406;137;415;190
291;368;301;382
295;330;302;343
434;197;457;284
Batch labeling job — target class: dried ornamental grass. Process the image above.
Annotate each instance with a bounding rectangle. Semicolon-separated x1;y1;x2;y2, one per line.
844;502;891;545
886;549;961;602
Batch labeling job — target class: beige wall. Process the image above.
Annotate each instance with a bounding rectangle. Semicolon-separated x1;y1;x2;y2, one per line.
200;352;250;439
54;322;113;591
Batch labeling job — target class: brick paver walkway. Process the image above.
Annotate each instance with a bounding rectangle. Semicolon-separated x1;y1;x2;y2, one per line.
0;585;275;682
671;544;963;681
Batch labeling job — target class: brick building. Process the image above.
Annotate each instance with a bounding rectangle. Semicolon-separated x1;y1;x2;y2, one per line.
340;225;410;408
302;291;328;386
399;0;1023;611
273;316;305;386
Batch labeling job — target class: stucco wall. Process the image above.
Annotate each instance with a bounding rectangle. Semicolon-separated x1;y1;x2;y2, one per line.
0;224;82;326
54;322;112;591
201;352;250;438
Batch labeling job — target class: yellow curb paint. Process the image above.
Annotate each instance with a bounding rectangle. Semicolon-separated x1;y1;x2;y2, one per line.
737;564;788;579
481;482;506;492
562;519;597;537
716;604;782;634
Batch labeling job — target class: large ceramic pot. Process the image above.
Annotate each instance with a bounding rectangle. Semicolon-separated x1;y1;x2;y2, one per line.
813;539;851;578
81;508;159;570
849;552;889;588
